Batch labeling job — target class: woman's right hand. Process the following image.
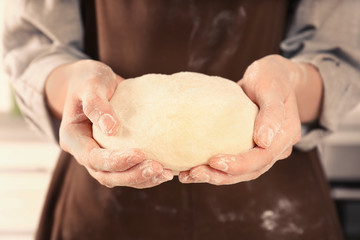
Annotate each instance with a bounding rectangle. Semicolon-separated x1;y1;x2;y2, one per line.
45;60;173;188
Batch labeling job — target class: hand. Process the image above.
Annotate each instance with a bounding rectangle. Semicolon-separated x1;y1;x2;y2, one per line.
179;55;323;185
46;60;173;188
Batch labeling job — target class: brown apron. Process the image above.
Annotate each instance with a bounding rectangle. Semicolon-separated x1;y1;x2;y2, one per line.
36;1;344;239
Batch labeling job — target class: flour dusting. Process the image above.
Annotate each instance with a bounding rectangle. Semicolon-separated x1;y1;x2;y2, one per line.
261;210;278;231
260;198;304;235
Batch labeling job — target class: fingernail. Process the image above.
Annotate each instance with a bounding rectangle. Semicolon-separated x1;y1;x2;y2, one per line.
99;113;117;135
162;171;174;181
151;174;162;184
191;171;210;183
257;126;274;147
151;172;173;184
197;172;210;182
212;160;229;172
178;172;190;183
141;161;162;178
126;153;145;165
127;156;140;166
142;166;154;178
178;173;193;183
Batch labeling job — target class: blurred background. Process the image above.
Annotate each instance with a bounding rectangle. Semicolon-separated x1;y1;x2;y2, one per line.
0;2;59;239
0;1;359;240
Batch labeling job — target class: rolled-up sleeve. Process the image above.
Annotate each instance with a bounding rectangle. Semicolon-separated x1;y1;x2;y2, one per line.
281;0;360;150
2;0;88;141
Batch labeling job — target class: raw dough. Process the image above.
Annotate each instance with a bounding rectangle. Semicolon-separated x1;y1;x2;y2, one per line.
93;72;258;172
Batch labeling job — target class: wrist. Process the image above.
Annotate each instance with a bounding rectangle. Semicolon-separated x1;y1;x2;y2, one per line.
45;63;73;119
291;60;323;123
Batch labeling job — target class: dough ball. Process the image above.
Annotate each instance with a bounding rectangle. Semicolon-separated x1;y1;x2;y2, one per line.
93;72;258;172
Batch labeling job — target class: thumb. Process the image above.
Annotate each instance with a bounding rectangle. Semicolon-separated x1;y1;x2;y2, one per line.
81;80;120;136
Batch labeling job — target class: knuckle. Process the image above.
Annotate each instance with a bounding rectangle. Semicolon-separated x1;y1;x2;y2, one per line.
76;59;111;74
293;134;301;145
248;60;260;72
79;59;97;67
245;172;261;182
59;126;73;153
264;154;274;166
59;137;67;151
293;126;302;144
82;95;112;122
253;171;263;179
285;147;293;158
86;77;103;88
105;183;116;188
263;102;285;116
83;94;100;108
73;59;94;71
212;181;225;186
243;61;260;85
103;182;115;188
82;98;103;120
269;54;283;61
133;182;155;189
250;169;265;180
92;61;112;73
282;147;293;159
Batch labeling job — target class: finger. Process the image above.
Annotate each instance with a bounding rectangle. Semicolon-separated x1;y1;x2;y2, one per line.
60;83;121;167
209;131;291;176
179;165;246;185
87;160;165;188
88;148;146;172
59;119;99;166
282;92;302;145
131;170;174;189
208;147;273;176
82;89;120;136
181;159;279;185
60;113;143;173
78;64;120;136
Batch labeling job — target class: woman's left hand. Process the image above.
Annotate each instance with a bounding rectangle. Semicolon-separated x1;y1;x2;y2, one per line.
179;54;322;185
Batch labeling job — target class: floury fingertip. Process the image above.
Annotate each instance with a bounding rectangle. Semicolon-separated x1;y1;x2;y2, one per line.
256;126;274;148
211;160;229;172
99;113;117;135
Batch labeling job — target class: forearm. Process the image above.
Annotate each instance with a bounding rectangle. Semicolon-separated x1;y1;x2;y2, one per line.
292;62;323;124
